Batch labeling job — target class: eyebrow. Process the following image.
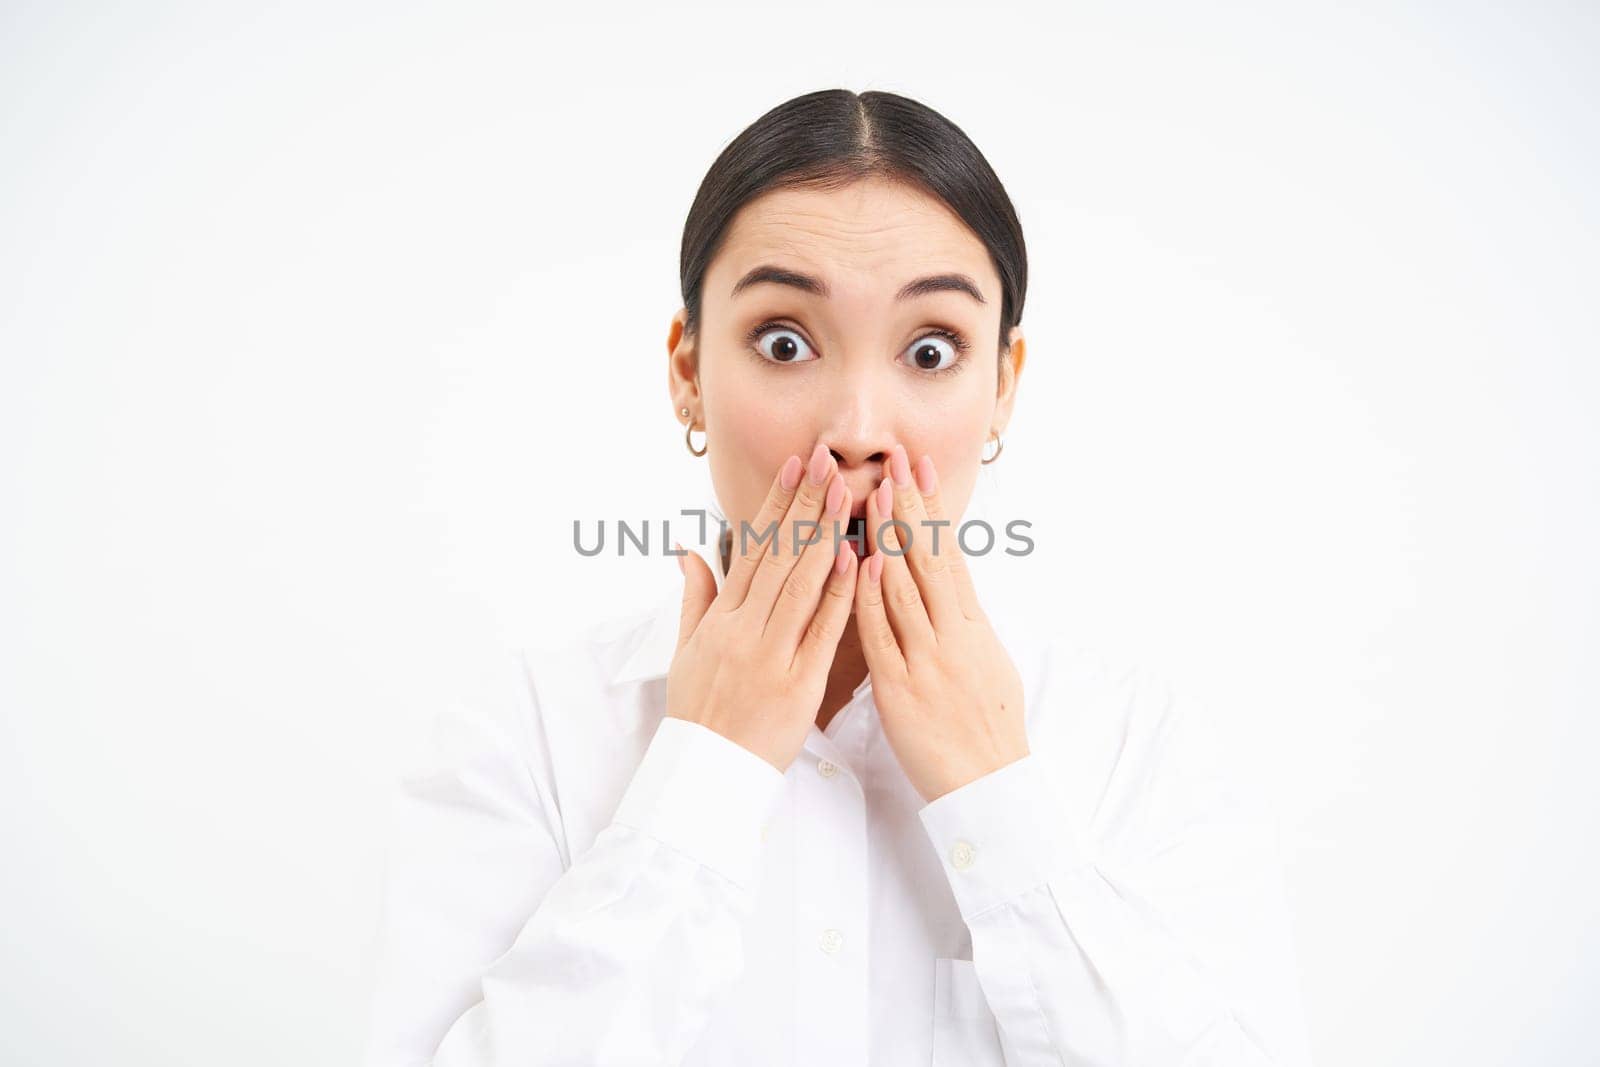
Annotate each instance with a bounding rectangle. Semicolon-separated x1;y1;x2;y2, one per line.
730;263;987;305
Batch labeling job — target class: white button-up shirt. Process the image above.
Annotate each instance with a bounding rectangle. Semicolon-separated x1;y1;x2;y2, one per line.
361;531;1314;1066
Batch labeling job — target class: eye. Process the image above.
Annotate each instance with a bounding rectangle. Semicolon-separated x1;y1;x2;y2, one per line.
748;322;819;365
900;328;972;375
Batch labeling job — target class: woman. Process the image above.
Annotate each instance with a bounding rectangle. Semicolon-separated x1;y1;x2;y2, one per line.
361;89;1313;1066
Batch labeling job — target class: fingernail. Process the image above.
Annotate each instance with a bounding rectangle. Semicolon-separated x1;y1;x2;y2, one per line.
673;541;685;574
877;477;893;514
834;543;850;576
915;455;937;494
891;444;912;485
807;442;830;486
825;477;846;516
780;455;803;492
868;552;884;582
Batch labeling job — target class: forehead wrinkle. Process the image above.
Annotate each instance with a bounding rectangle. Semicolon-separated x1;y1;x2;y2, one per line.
710;182;1000;319
729;180;981;257
739;204;969;262
723;225;989;308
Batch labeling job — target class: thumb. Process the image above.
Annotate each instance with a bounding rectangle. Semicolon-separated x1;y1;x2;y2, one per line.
674;541;716;650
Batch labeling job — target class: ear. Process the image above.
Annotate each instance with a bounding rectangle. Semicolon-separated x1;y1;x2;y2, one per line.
667;307;702;422
991;325;1027;435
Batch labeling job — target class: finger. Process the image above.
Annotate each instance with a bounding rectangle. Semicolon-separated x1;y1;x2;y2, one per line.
765;478;853;649
792;539;858;677
886;443;961;632
718;453;804;611
868;475;937;656
674;541;717;651
912;452;986;622
746;443;836;618
853;541;907;685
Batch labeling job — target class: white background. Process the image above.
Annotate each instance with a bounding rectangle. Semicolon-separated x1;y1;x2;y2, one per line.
2;2;1595;1063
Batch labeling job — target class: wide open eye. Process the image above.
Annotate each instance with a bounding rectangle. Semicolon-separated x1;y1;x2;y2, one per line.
900;329;969;374
750;324;818;365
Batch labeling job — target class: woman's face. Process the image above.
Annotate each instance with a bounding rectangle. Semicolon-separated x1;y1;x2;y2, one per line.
668;176;1025;605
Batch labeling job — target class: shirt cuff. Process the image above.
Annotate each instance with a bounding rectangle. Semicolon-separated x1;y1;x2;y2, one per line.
610;715;787;894
917;753;1095;921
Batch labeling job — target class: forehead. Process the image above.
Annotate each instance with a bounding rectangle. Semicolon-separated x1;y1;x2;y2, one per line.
708;177;997;300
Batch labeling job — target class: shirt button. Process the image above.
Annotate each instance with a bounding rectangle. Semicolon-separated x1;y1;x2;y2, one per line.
950;839;977;870
817;759;838;778
819;928;844;955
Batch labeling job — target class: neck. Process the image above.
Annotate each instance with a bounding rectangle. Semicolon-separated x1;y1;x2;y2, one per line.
817;615;870;732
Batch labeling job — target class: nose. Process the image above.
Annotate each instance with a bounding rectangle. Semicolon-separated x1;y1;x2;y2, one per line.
828;442;888;471
818;374;896;485
827;443;890;502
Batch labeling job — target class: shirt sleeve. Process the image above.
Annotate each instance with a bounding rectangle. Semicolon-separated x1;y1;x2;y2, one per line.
360;647;788;1067
916;663;1315;1067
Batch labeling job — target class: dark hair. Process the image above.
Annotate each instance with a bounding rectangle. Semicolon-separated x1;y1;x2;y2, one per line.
679;89;1027;380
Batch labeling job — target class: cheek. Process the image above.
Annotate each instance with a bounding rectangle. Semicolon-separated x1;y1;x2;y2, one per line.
927;446;978;521
910;413;988;519
705;397;809;520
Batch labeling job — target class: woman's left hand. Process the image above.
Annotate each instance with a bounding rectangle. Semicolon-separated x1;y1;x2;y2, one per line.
854;444;1030;804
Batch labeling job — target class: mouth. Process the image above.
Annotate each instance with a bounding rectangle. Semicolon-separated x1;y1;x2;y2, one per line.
845;513;868;558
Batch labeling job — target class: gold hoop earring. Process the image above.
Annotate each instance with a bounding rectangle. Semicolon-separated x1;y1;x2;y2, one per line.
981;429;1004;465
682;407;707;457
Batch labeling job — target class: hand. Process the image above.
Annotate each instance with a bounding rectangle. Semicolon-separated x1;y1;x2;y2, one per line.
854;443;1029;803
668;443;859;773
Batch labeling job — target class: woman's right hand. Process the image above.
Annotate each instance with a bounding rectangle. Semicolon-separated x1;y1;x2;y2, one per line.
667;443;858;773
